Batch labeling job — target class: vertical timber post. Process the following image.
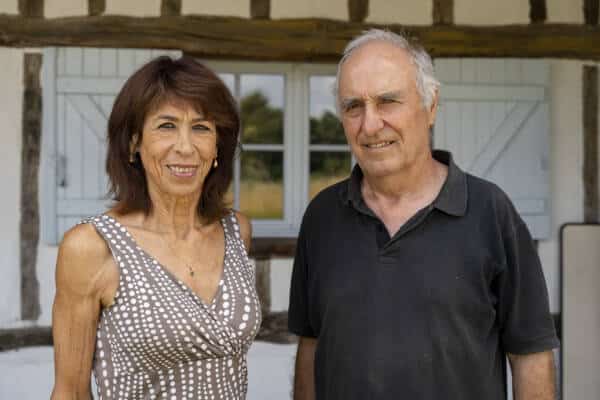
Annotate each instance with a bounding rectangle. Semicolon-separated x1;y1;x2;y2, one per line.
21;53;43;320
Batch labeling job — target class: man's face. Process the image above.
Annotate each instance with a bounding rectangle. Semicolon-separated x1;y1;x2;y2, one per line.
338;41;438;179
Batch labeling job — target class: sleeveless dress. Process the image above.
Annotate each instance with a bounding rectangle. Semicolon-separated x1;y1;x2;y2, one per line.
80;212;262;400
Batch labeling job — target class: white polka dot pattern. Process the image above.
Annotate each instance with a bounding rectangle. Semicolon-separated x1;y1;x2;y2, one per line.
79;212;262;400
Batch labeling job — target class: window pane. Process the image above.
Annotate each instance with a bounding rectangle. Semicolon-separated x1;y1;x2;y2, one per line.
309;152;351;199
240;151;283;219
240;74;284;144
310;76;345;144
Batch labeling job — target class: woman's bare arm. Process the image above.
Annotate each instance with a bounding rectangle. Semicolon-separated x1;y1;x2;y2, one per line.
51;224;117;400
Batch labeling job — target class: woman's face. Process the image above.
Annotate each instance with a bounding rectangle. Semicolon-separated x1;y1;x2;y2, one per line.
134;101;218;200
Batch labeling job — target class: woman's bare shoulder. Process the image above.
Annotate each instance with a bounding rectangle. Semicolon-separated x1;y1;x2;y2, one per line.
56;223;115;296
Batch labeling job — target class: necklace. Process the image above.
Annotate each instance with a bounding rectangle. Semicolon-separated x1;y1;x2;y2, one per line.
164;239;197;278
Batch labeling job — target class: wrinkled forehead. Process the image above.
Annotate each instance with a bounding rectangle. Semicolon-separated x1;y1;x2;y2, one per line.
338;43;417;97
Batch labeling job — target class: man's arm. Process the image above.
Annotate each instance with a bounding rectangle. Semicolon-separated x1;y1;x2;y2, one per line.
508;350;556;400
294;336;317;400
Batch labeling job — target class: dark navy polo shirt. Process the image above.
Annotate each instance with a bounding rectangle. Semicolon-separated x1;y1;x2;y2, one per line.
288;150;559;400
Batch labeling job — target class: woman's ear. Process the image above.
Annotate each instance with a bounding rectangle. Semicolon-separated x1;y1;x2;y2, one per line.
129;133;139;155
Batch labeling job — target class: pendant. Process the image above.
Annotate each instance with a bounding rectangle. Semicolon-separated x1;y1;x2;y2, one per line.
188;265;195;277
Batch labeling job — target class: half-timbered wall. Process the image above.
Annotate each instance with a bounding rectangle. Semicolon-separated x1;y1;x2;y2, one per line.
0;0;597;325
0;48;24;325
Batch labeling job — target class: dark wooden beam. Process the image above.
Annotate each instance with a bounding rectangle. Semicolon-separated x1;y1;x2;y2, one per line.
250;0;270;19
18;0;43;17
584;0;599;25
255;311;297;343
1;16;600;61
250;238;296;258
0;327;52;351
21;53;42;321
348;0;368;23
88;0;105;16
583;65;599;223
529;0;547;23
433;0;453;25
161;0;181;17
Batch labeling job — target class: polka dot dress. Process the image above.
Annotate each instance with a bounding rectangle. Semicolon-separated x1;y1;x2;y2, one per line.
79;212;262;400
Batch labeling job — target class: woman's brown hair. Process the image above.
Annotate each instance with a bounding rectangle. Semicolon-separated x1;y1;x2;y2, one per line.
106;56;240;222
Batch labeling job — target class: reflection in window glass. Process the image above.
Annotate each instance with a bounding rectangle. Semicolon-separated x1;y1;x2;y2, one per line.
310;76;345;144
309;152;351;199
240;151;283;219
240;74;284;144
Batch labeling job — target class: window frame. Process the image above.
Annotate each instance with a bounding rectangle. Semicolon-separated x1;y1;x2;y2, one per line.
203;61;342;238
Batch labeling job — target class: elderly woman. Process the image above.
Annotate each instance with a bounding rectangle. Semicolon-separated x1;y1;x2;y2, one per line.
51;56;262;399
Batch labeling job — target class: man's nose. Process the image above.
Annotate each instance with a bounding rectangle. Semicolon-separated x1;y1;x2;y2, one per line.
362;103;384;136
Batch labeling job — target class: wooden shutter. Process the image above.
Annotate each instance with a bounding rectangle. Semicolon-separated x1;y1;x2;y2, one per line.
434;59;550;239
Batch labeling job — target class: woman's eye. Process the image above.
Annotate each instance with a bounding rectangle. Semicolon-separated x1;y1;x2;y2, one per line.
192;124;211;132
158;122;175;129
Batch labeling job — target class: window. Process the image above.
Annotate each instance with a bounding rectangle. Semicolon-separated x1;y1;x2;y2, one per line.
204;62;349;237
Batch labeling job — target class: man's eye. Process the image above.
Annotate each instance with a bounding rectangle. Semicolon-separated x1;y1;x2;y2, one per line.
344;103;361;113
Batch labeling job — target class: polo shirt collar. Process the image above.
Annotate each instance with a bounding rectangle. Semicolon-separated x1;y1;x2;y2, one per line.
342;150;468;217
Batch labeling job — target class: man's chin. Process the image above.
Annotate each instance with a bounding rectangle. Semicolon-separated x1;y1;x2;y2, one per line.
359;160;405;179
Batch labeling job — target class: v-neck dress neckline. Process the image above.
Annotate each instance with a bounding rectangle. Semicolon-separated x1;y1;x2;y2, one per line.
102;214;227;308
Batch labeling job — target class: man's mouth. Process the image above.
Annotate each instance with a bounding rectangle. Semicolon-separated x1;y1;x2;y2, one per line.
167;165;198;177
364;141;396;149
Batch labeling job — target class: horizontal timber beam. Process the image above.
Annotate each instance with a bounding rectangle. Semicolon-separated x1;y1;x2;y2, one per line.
0;16;599;61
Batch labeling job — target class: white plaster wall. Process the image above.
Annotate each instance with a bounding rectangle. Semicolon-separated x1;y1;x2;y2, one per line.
0;48;23;325
271;0;347;20
105;0;160;16
269;258;293;312
0;0;18;14
44;0;87;18
454;0;529;25
367;0;432;25
547;0;584;23
182;0;250;18
37;246;58;326
538;60;585;313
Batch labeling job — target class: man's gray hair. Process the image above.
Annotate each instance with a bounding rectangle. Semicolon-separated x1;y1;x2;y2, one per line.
335;29;440;111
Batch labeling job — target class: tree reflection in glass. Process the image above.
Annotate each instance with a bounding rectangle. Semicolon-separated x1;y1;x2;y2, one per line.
309;76;351;199
238;74;284;219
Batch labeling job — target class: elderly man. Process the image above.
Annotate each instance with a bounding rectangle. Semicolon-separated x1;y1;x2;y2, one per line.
288;29;558;400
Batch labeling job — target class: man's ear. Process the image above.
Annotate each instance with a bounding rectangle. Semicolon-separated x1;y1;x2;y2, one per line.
427;89;439;127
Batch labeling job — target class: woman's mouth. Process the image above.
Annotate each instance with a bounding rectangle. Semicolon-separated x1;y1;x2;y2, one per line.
167;165;198;177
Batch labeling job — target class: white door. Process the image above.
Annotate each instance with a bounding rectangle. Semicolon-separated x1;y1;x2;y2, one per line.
42;48;181;243
434;59;550;239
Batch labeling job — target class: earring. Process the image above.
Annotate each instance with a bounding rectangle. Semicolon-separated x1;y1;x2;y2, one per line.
213;158;218;168
129;152;135;164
